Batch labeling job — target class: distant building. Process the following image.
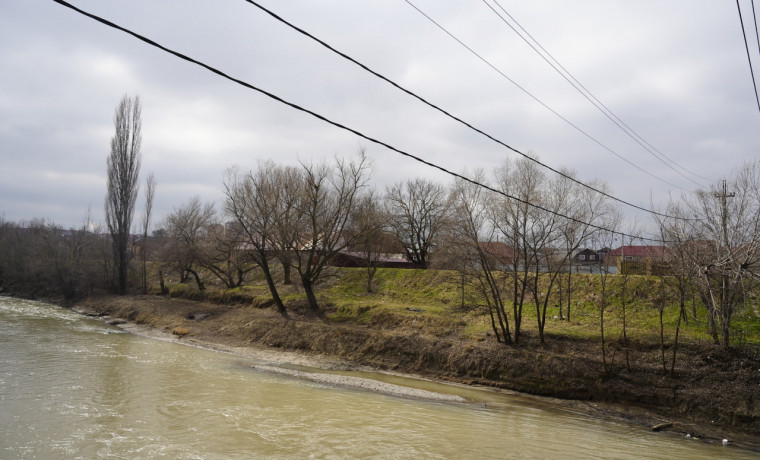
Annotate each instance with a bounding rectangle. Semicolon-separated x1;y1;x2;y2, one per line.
606;245;670;275
330;251;419;269
479;241;518;269
573;248;601;265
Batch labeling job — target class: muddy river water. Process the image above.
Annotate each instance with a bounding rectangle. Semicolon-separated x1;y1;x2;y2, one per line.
0;297;754;459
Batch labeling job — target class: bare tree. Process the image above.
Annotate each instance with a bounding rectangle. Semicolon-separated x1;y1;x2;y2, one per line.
40;215;105;301
141;173;155;294
450;171;513;344
201;222;257;288
490;155;614;344
161;197;215;291
0;216;8;287
559;176;613;322
616;229;642;371
350;189;390;293
654;200;699;373
524;170;577;345
490;156;544;343
521;167;609;345
224;163;292;316
591;211;621;372
105;94;142;295
0;215;108;301
280;153;370;313
659;161;760;349
649;261;671;373
385;178;450;269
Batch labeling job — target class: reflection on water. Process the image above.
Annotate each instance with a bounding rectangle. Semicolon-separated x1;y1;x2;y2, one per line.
0;297;754;459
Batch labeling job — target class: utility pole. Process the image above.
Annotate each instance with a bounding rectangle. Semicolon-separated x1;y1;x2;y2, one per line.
713;179;735;346
714;180;735;249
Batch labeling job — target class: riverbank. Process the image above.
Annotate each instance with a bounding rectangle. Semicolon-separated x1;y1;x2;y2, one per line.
104;317;467;404
69;293;760;450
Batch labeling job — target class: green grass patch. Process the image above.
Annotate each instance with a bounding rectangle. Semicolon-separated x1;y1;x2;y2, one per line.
154;264;760;347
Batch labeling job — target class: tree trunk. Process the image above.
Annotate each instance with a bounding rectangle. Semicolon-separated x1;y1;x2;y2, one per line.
281;254;292;285
659;308;666;372
600;300;607;371
142;243;148;294
486;304;502;343
115;240;128;295
366;264;376;293
721;312;732;350
706;298;720;345
188;268;205;291
260;257;287;317
670;306;683;375
460;271;465;310
158;269;167;295
621;277;630;371
566;269;572;321
558;273;564;320
302;276;322;316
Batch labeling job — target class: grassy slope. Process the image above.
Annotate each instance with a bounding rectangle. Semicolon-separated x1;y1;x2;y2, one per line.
166;265;760;348
317;267;760;345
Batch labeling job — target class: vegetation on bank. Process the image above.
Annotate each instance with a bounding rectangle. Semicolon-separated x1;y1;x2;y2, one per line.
1;222;757;353
3;235;759;436
155;265;760;351
71;266;760;439
0;101;757;433
1;212;757;362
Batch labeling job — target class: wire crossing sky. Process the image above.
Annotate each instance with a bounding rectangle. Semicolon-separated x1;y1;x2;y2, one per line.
1;1;757;232
736;0;760;114
484;0;715;187
405;0;692;194
242;0;686;220
49;0;682;243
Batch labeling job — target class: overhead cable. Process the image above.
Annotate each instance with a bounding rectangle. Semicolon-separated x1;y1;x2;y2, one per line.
485;0;715;186
240;0;688;219
405;0;690;193
49;0;676;243
736;0;760;113
752;0;760;72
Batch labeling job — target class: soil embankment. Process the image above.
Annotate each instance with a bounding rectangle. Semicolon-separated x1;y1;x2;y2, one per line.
74;294;760;449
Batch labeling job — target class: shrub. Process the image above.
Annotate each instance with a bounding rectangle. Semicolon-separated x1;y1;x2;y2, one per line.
169;283;188;298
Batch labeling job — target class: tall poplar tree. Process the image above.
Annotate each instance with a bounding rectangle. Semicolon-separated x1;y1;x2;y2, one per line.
105;95;141;295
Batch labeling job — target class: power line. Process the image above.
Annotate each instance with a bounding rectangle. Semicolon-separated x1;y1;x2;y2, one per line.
488;0;714;185
485;0;715;186
736;0;760;113
404;0;691;193
237;1;689;221
752;0;760;70
49;0;677;243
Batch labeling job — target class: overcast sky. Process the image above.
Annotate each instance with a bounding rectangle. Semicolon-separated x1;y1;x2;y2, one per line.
2;1;759;234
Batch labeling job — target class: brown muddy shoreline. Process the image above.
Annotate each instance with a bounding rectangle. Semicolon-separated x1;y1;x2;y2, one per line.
71;294;760;451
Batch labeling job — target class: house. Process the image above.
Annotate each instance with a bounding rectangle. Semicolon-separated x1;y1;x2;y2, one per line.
330;232;419;269
479;241;518;269
330;251;419;269
606;245;670;275
573;248;601;265
478;242;564;272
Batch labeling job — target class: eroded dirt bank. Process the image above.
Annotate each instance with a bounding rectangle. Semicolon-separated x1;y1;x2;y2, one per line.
73;295;760;449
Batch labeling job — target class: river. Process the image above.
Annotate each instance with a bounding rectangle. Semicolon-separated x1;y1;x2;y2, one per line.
0;297;754;459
